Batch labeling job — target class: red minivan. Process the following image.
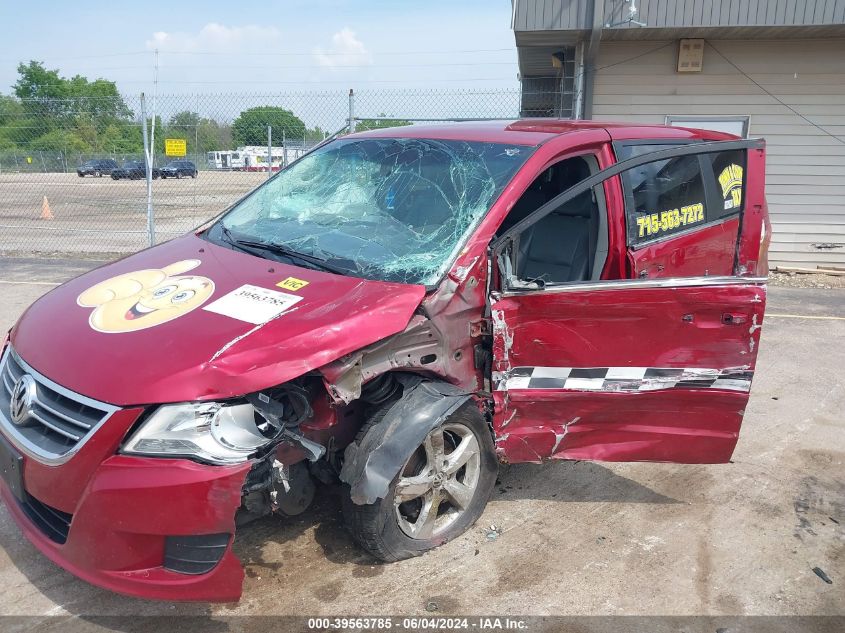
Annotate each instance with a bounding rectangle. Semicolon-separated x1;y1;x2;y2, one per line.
0;120;769;601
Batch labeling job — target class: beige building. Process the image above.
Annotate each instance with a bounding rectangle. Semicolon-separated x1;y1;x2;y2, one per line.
513;0;845;269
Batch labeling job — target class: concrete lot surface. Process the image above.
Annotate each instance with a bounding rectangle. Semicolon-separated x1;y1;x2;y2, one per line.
0;172;265;255
0;258;842;621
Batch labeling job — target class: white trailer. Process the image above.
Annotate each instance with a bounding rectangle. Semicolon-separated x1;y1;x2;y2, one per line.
207;145;314;172
206;150;246;170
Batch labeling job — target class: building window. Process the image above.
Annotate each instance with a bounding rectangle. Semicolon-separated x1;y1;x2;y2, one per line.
665;116;750;138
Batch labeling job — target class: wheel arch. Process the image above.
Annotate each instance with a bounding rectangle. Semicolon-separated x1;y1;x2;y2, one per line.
338;374;477;505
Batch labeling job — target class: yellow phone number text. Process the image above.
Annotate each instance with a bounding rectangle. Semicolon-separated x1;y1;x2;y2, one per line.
636;202;704;238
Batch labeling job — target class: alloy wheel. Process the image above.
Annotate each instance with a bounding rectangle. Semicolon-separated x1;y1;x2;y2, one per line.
394;422;481;539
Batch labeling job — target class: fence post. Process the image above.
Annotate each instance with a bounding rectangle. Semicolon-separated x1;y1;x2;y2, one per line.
267;125;273;180
348;88;356;133
141;93;155;247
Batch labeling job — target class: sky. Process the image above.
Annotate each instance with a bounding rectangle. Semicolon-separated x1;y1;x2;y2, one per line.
0;0;519;96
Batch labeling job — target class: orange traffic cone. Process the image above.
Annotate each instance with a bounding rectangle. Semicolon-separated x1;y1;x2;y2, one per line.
41;196;53;220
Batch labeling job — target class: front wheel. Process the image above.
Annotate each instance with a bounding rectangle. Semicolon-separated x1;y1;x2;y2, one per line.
343;405;497;561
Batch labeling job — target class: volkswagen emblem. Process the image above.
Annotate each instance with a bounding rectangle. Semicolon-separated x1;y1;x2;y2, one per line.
9;374;37;425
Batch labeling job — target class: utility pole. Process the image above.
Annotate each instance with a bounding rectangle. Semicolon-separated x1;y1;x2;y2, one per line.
141;93;155;246
150;49;159;167
267;125;273;180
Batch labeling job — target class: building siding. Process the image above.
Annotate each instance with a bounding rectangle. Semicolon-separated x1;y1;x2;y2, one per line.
513;0;591;31
591;39;845;268
513;0;845;31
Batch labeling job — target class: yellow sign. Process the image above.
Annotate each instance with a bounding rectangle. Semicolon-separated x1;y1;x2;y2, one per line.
277;277;309;291
165;138;187;157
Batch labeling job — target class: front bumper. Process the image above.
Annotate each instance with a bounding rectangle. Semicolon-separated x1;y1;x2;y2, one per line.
1;452;251;602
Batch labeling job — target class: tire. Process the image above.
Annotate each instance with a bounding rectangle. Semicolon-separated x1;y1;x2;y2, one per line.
78;173;84;178
191;172;197;178
111;174;119;180
343;403;497;562
176;172;182;179
94;170;101;178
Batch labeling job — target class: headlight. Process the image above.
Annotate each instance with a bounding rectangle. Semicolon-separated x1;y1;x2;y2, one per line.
122;402;275;464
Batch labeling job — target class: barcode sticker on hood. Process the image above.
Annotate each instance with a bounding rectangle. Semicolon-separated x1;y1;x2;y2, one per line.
203;284;303;325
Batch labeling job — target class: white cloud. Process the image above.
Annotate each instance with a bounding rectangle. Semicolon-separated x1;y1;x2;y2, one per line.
313;28;372;69
145;23;281;53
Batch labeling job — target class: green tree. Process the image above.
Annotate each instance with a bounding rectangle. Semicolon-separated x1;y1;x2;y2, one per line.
0;95;24;126
0;95;26;149
167;110;201;134
162;111;232;156
305;125;327;142
14;61;133;150
100;122;143;154
231;106;306;146
29;129;91;154
353;114;412;132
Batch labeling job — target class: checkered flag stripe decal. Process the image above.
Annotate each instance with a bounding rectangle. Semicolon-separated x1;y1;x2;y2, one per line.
498;367;754;393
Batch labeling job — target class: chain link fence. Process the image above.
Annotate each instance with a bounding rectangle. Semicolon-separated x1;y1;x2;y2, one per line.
0;87;571;257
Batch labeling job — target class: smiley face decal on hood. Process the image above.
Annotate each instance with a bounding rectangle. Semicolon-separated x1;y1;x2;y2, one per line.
77;259;215;333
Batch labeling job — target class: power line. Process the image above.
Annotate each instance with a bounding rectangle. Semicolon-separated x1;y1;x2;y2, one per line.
160;47;516;57
0;51;150;62
108;77;520;85
705;40;845;146
0;47;516;64
23;61;518;71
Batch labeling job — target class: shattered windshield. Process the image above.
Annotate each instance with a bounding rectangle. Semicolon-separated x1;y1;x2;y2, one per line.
208;137;532;285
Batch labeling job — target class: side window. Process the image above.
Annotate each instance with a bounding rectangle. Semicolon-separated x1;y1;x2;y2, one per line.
617;143;748;247
620;150;708;246
497;155;607;285
703;150;747;221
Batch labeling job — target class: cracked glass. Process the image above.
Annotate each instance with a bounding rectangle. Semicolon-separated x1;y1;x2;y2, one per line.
209;137;533;285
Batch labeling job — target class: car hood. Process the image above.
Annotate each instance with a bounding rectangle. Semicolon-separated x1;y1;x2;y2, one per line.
11;234;426;406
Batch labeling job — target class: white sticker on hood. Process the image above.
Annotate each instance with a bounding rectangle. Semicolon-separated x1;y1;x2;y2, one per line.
203;284;303;325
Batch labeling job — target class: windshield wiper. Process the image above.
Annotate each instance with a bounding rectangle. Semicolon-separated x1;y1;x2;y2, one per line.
218;226;351;276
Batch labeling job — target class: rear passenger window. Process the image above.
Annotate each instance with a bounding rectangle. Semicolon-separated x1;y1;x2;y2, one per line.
620;152;708;246
617;143;748;247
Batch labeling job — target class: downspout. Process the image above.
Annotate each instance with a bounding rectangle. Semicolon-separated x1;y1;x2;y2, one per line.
573;41;586;119
582;0;605;120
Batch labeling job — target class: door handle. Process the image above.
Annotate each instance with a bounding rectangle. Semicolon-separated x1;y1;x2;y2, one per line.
722;312;748;325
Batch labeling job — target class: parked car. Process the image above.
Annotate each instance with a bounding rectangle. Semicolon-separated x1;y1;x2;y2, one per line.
160;160;198;179
0;120;769;602
76;159;118;178
110;160;159;180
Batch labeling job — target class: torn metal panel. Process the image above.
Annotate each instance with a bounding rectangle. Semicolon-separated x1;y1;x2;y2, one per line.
319;316;450;404
491;308;514;374
339;377;472;505
490;280;766;465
